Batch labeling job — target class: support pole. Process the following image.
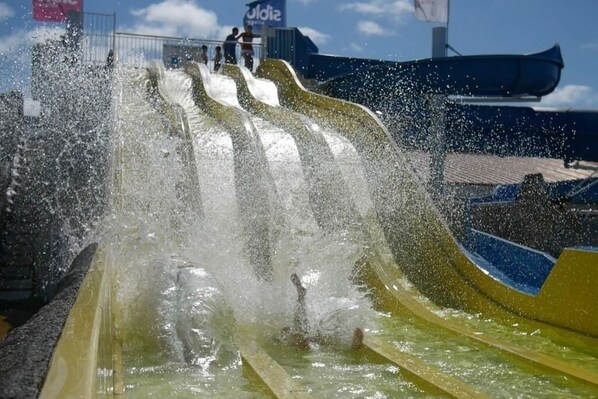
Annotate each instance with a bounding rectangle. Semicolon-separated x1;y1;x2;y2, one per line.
432;26;448;58
428;94;447;197
429;26;448;197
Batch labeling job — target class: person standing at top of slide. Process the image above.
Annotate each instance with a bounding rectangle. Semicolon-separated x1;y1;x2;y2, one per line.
200;45;208;65
223;27;239;64
213;46;223;72
237;25;260;71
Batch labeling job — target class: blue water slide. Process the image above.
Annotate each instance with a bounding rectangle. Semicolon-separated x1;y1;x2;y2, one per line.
318;45;564;98
265;27;563;97
265;27;597;162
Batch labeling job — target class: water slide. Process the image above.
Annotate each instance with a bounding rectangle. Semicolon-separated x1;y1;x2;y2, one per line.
39;61;598;398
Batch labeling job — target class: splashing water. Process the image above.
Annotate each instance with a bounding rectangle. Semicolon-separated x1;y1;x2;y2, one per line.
109;65;375;386
100;64;598;398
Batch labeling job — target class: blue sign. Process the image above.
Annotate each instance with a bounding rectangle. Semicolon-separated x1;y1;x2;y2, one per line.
243;0;286;35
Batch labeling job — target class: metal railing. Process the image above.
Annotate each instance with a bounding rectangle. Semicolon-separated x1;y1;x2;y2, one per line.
74;12;265;70
113;32;263;71
80;12;116;65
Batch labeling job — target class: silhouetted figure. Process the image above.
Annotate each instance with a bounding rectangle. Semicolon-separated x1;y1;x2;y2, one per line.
106;49;114;69
200;45;208;65
223;27;239;64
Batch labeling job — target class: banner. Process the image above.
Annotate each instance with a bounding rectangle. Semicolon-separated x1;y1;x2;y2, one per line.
413;0;448;23
243;0;286;35
33;0;83;22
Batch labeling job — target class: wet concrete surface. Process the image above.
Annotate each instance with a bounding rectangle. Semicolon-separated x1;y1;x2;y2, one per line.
0;243;97;399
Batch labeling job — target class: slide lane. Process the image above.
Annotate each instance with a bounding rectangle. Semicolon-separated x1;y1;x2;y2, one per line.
146;64;204;224
179;62;316;397
219;63;361;233
184;62;282;282
40;69;135;398
254;59;598;387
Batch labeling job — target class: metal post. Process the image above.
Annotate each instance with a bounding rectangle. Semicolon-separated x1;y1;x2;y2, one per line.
432;26;448;58
446;0;451;45
429;23;448;197
261;26;268;60
429;94;447;197
112;12;117;53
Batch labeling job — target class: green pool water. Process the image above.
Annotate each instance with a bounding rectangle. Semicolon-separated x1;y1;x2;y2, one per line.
120;310;598;398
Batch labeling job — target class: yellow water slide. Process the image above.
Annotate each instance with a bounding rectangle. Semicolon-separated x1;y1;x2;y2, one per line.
38;60;598;398
254;58;598;338
232;60;598;381
177;62;492;397
40;62;490;398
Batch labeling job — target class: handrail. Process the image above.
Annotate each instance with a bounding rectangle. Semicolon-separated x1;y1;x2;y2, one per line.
113;33;263;69
115;31;263;47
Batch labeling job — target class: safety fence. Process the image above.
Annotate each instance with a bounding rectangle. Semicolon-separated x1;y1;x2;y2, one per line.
79;12;116;65
78;12;263;71
113;32;263;71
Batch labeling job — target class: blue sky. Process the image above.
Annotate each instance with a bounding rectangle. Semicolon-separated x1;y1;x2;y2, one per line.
1;0;598;109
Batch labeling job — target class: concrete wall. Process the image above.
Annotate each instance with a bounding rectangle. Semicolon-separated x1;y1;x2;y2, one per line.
0;244;97;399
0;92;32;302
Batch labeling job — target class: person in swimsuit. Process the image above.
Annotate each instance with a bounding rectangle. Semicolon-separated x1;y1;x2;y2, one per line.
200;45;208;65
282;273;364;350
237;25;260;71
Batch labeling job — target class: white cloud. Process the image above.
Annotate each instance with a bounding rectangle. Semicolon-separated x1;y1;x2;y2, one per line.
129;0;220;38
297;27;330;46
340;2;385;14
540;84;597;108
340;0;412;21
296;0;313;4
0;31;26;53
350;42;364;52
0;27;64;54
357;20;390;36
0;3;14;20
